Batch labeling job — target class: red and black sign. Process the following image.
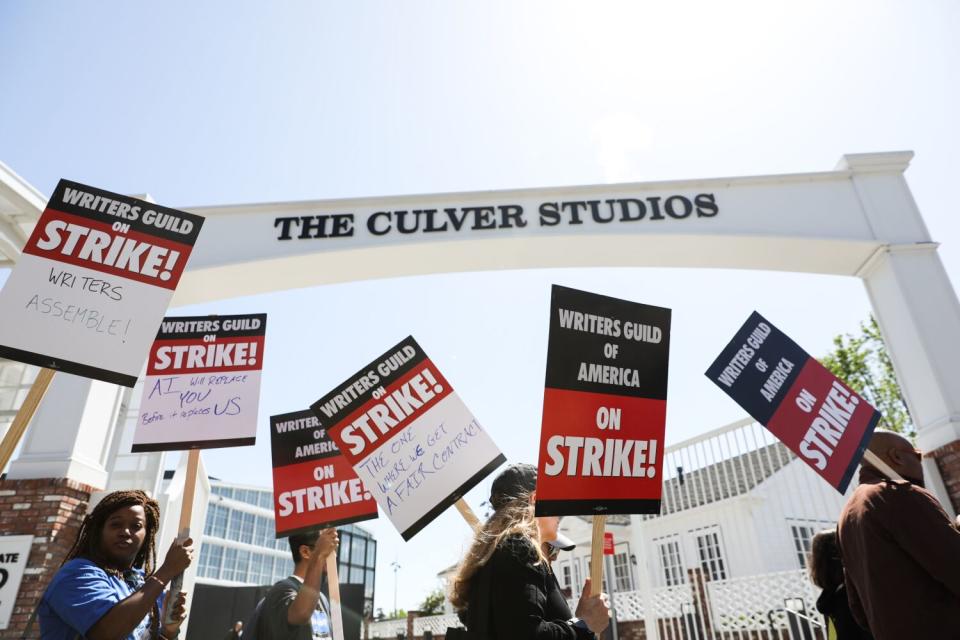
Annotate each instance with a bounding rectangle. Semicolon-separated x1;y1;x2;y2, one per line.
270;409;378;538
23;180;202;291
705;311;880;493
0;179;204;387
535;285;671;517
309;336;505;541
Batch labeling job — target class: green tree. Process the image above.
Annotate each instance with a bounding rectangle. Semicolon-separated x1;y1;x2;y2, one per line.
419;588;446;616
819;316;915;439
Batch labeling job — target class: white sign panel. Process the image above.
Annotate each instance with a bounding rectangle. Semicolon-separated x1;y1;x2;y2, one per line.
131;314;266;452
311;337;505;540
0;180;204;387
0;535;32;631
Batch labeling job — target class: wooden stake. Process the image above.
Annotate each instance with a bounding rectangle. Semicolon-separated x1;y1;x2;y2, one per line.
862;449;906;483
0;367;55;473
326;553;345;640
178;449;200;532
455;498;481;532
164;449;201;626
590;515;606;589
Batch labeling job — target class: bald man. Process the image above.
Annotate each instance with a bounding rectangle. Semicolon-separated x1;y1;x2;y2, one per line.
837;430;960;639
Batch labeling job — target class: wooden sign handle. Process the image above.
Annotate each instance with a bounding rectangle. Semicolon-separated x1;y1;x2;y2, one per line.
326;553;345;640
0;367;55;473
862;449;906;483
455;498;482;533
163;449;201;626
590;515;606;589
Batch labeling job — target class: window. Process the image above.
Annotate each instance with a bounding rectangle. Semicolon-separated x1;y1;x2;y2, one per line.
613;546;633;592
227;508;244;541
339;532;352;564
255;515;272;547
249;553;264;585
365;569;375;598
366;539;377;567
207;504;229;539
239;512;256;545
274;557;294;582
350;565;365;584
790;523;819;568
222;547;238;582
352;535;366;568
559;562;571;590
259;491;273;510
236;550;251;583
694;528;727;581
259;555;275;585
199;543;224;579
571;558;582;593
657;536;685;586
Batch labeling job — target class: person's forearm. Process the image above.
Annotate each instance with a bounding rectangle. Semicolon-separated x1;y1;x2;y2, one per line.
85;576;166;640
288;557;326;625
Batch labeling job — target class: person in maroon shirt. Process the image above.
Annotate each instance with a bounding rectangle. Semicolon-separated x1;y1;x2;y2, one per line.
837;430;960;639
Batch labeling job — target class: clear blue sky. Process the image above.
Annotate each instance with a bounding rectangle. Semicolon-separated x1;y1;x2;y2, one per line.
2;0;959;614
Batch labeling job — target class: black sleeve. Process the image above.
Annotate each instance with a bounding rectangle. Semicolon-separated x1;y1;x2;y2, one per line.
489;538;593;640
262;581;299;639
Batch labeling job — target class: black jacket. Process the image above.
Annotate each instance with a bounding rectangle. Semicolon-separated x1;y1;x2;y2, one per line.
461;535;593;639
815;584;873;640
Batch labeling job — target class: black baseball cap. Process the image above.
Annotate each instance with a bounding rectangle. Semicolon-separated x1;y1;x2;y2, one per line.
490;463;537;510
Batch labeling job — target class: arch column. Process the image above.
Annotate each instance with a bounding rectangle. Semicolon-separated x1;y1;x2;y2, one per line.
859;243;960;514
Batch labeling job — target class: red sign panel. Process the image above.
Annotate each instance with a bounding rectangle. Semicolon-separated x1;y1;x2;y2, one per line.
535;286;671;517
270;409;378;537
706;312;880;493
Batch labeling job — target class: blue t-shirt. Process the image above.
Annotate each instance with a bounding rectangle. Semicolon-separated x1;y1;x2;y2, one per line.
38;558;164;640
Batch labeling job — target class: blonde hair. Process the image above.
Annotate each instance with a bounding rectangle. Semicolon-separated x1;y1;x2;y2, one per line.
449;492;548;612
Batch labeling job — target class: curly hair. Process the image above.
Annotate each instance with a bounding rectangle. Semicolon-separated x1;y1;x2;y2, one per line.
448;491;547;612
62;489;162;573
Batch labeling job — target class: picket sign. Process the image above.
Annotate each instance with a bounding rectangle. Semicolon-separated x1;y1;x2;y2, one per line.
325;555;345;640
862;449;906;483
590;516;606;589
455;498;482;533
0;367;55;473
163;449;200;626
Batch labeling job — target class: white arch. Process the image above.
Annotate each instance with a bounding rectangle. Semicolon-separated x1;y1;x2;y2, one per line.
3;151;959;515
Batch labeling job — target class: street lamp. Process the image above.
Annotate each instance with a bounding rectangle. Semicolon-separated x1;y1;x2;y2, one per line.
391;560;401;617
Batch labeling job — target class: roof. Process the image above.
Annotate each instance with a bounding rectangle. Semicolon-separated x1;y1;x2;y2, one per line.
647;440;793;518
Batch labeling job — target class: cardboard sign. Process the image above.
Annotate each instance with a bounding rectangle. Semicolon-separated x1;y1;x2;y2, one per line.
603;532;615;556
0;535;32;631
270;409;378;537
705;311;880;493
310;336;505;541
130;314;266;452
535;285;671;517
0;180;204;387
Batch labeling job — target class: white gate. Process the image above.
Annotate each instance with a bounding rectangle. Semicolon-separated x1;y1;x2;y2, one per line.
630;418;844;640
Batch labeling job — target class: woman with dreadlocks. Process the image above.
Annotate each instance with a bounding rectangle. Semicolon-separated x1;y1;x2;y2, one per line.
38;489;194;640
448;463;610;639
